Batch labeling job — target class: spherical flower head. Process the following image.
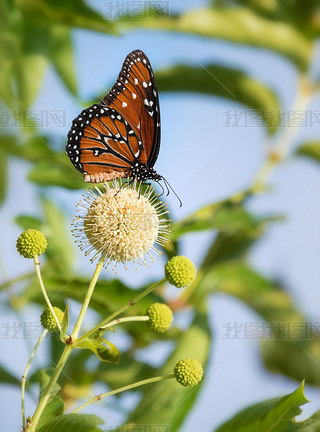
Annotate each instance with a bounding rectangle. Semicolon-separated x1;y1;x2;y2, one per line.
72;182;169;269
165;256;196;288
174;358;203;387
40;307;64;333
16;229;47;259
146;303;173;333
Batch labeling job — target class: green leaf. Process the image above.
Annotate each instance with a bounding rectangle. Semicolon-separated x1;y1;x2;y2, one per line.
156;64;281;133
15;215;42;231
16;21;49;109
49;25;77;95
21;0;114;34
36;396;64;431
118;7;311;70
114;301;211;431
0;364;20;386
77;338;120;364
296;411;320;431
37;413;103;432
0;136;57;163
214;381;308;432
170;195;271;241
295;142;320;163
35;369;61;400
195;262;303;322
0;149;8;205
261;336;320;387
28;159;86;189
60;301;70;341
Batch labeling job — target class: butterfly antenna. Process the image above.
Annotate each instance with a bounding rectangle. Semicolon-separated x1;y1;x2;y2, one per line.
157;181;165;197
161;177;182;207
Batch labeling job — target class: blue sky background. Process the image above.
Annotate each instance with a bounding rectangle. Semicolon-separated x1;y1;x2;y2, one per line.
1;1;320;430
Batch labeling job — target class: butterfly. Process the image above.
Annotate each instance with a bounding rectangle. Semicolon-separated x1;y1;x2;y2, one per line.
66;49;181;205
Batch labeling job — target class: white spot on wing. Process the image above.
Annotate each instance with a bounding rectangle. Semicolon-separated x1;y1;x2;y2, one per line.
122;102;127;107
132;93;136;99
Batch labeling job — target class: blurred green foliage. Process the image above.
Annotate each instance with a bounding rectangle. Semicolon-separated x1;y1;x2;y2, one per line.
1;0;320;431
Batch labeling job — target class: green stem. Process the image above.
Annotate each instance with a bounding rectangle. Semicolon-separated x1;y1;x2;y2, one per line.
33;255;61;332
76;278;166;344
101;315;149;329
71;374;174;414
21;329;48;429
72;260;104;339
27;260;104;431
27;345;73;432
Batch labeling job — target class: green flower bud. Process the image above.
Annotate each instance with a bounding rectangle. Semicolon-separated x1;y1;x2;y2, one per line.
174;358;203;387
16;229;47;259
165;256;196;288
40;307;64;333
146;303;173;333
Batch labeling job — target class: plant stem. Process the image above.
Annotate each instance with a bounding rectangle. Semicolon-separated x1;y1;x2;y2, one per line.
27;260;104;431
21;329;48;429
76;278;166;344
27;344;73;431
72;260;104;339
101;315;149;329
71;374;174;414
33;255;61;332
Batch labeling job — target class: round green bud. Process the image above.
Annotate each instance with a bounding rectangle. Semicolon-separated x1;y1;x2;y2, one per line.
40;307;64;333
146;303;173;333
174;358;203;387
165;256;196;288
16;229;47;259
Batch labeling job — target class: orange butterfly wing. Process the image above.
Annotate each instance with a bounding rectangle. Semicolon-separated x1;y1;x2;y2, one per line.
66;50;160;183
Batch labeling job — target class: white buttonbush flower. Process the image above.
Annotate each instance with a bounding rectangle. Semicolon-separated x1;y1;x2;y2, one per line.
72;181;170;269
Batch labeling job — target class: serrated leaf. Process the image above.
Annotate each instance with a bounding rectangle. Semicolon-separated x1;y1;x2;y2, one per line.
156;64;281;133
36;396;64;431
295;142;320;163
214;382;308;432
37;413;104;432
